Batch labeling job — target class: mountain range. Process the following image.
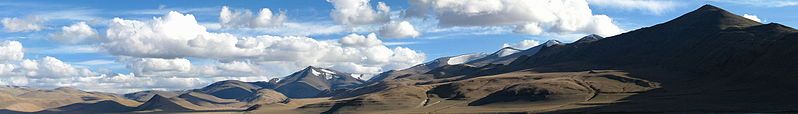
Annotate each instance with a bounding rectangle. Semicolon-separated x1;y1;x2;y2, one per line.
2;5;798;113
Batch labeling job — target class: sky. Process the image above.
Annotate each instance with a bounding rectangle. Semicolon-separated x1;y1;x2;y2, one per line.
0;0;795;93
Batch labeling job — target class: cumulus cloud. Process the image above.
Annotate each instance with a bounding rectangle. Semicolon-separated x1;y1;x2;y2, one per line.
514;23;544;35
197;61;266;77
0;8;430;93
407;0;623;36
20;56;96;78
0;39;272;93
328;0;391;26
103;11;426;75
502;40;541;50
0;64;14;75
104;11;263;59
382;47;426;71
50;22;98;44
127;58;192;76
219;6;286;28
742;14;762;23
379;21;421;38
340;33;383;47
1;16;44;32
244;33;427;74
587;0;679;15
0;41;24;62
0;76;27;86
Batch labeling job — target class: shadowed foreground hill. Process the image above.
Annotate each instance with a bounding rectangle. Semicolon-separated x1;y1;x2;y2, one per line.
513;5;798;112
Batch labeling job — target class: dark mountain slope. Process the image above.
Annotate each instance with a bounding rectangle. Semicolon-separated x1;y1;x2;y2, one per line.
501;5;798;112
510;5;771;73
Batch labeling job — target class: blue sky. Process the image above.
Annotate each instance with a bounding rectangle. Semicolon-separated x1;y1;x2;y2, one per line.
0;0;795;93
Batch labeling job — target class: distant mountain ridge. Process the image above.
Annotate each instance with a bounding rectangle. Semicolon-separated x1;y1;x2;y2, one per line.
367;53;488;83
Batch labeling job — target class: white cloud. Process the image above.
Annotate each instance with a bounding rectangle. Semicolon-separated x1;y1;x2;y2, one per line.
20;56;96;78
127;58;192;77
328;0;391;26
587;0;679;15
407;0;623;36
379;21;421;38
514;23;544;35
202;61;265;77
711;0;798;7
0;76;27;86
0;64;14;75
243;33;427;74
104;11;262;59
1;16;44;32
382;47;426;71
219;6;286;28
50;22;98;44
502;39;541;50
0;41;24;62
331;62;381;75
743;14;762;22
0;9;432;93
340;33;383;47
0;40;264;93
103;11;427;75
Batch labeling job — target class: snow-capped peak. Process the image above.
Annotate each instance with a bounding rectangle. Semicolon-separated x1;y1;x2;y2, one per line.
305;66;339;80
446;53;488;65
495;47;522;57
574;34;604;43
543;40;562;47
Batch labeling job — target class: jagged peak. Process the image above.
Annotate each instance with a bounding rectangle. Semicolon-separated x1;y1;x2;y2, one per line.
291;66;348;80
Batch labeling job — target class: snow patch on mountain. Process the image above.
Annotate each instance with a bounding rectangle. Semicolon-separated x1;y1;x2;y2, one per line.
544;40;562;47
447;53;488;65
496;47;522;57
